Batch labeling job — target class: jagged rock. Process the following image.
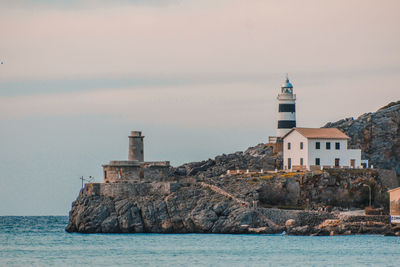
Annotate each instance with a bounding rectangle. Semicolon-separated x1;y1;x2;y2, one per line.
101;214;119;233
287;225;312;235
312;228;331;236
324;101;400;176
169;144;280;178
66;180;393;235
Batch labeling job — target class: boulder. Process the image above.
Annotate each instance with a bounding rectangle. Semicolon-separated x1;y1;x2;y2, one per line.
285;219;296;228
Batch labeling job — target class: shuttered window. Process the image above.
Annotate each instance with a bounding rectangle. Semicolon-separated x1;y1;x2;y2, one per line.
316;142;320;149
326;142;331;150
335;142;340;150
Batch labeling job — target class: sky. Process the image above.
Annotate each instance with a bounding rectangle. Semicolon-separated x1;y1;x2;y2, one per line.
1;0;400;215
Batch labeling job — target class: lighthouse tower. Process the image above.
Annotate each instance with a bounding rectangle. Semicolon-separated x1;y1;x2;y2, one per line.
277;75;296;137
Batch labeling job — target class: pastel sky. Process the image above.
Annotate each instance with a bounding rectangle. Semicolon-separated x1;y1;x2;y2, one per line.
1;0;400;215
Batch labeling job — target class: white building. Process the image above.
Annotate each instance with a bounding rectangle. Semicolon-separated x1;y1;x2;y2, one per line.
282;128;362;171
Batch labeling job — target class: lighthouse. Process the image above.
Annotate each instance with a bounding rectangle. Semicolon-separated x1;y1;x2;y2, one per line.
277;75;296;137
128;131;144;162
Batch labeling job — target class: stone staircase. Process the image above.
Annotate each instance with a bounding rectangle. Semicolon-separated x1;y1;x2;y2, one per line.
199;182;249;206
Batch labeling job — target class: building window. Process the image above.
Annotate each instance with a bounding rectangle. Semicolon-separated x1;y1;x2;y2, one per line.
288;142;291;150
300;142;304;150
300;158;304;166
335;142;340;150
288;158;292;169
316;142;320;149
315;158;320;166
335;158;340;167
326;142;331;150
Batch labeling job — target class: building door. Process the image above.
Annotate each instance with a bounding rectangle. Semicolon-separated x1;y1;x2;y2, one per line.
288;158;292;170
335;158;340;167
350;159;355;168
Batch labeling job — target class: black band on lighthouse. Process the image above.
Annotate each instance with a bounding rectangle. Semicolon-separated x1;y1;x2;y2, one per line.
278;120;296;129
279;104;295;112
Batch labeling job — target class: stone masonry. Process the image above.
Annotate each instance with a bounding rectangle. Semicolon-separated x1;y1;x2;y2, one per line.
102;131;170;183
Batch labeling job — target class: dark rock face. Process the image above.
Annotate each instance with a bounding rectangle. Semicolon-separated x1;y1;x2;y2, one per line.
66;182;393;235
324;101;400;175
66;168;394;235
202;169;391;210
66;183;289;234
169;144;281;179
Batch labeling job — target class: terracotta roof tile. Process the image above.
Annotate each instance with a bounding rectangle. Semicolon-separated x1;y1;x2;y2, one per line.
285;127;350;139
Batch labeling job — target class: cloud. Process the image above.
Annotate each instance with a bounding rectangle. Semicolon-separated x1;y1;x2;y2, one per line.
1;0;399;81
0;0;177;10
1;72;399;132
0;82;277;129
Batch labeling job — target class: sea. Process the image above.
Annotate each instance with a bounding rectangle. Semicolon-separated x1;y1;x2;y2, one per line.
0;216;399;267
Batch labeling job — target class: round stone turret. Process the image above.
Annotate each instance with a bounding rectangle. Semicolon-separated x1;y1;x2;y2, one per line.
128;131;144;162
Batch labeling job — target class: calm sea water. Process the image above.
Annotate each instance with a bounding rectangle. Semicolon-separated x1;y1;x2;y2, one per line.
0;216;399;267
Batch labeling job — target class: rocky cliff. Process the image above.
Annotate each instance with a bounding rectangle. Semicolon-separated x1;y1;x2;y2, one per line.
66;182;287;234
205;169;396;209
66;169;397;235
169;143;281;178
324;100;400;175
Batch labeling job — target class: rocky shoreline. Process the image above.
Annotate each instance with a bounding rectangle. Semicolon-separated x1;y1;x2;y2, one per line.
66;172;399;236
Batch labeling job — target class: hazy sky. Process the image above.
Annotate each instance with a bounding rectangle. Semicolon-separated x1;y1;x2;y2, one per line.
1;0;400;215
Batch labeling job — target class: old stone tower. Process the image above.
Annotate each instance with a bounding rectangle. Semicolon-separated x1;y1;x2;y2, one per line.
103;131;170;183
128;131;144;162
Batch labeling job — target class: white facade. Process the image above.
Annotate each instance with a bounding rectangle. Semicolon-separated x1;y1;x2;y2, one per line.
283;130;309;168
283;128;362;171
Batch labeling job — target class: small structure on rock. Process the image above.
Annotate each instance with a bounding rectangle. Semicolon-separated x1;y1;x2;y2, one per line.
389;187;400;225
268;75;296;153
282;127;363;171
103;131;170;183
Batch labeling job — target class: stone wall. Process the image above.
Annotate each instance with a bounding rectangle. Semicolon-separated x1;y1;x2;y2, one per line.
85;182;181;199
103;162;170;183
142;166;170;182
103;165;141;183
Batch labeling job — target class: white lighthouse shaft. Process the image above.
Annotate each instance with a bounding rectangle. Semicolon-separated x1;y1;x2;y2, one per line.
277;76;296;137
